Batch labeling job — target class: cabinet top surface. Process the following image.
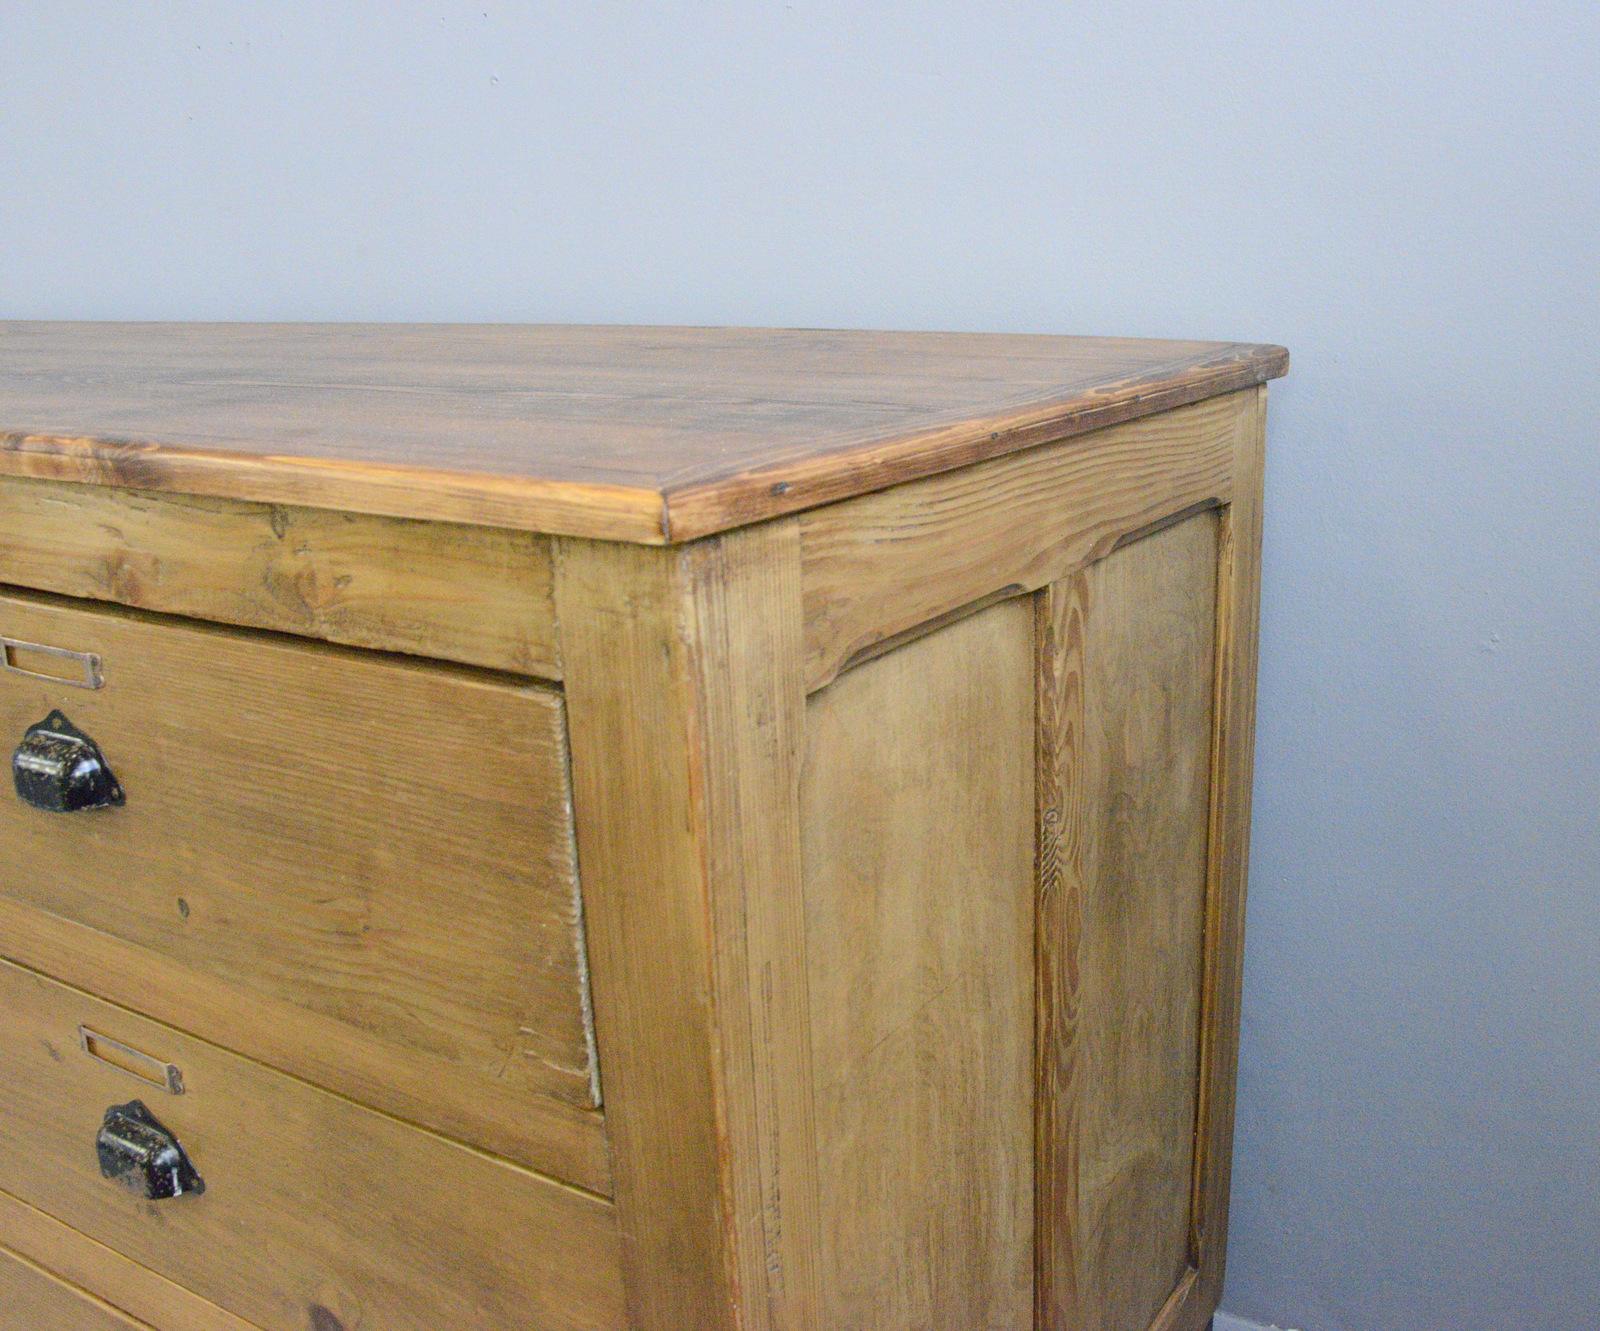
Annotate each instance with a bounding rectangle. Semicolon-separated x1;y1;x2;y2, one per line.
0;322;1286;543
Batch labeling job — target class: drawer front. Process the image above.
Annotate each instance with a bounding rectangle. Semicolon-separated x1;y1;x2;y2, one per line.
0;590;606;1189
0;959;627;1331
0;1244;153;1331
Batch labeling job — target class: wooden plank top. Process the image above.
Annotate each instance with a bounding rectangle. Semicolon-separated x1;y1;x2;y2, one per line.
0;323;1286;543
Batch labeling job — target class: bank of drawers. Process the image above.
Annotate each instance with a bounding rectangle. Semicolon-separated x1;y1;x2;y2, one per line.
0;589;624;1330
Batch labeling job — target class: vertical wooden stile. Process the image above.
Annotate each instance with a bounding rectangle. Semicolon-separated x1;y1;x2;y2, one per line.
1192;386;1269;1310
554;523;822;1331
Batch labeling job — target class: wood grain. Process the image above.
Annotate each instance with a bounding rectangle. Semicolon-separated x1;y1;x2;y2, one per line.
555;525;822;1330
0;1191;256;1331
0;323;1286;541
1034;515;1220;1331
687;525;825;1330
0;475;561;677
0;330;1279;1331
801;599;1036;1329
0;1243;156;1331
0;589;605;1189
1192;386;1269;1318
799;389;1248;691
0;959;627;1331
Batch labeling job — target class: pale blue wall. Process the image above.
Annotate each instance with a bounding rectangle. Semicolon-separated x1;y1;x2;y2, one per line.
4;6;1597;1328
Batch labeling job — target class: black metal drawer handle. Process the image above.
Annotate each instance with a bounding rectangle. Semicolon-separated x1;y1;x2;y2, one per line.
96;1100;204;1201
11;710;124;812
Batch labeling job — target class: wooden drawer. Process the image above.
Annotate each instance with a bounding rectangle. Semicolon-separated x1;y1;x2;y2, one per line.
0;589;607;1191
0;959;626;1331
0;1244;154;1331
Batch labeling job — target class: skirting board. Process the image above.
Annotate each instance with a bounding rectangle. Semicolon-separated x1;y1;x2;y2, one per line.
1216;1311;1305;1331
1215;1311;1306;1331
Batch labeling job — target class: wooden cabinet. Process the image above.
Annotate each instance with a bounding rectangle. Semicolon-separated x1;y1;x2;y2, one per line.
0;323;1285;1330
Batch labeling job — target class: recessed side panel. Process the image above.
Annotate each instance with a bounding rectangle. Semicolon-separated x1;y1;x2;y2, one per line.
801;597;1036;1329
1036;512;1220;1331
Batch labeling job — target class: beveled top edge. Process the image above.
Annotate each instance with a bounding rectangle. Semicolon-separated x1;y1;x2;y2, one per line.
0;324;1287;543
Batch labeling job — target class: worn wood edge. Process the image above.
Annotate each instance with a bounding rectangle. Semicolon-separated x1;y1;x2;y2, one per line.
800;390;1251;692
0;435;673;543
0;343;1284;544
0;1191;259;1331
0;475;563;678
0;902;613;1197
663;343;1285;540
1191;385;1268;1310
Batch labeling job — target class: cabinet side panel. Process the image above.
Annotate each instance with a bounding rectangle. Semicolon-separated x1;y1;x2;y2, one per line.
801;598;1035;1330
1036;513;1220;1331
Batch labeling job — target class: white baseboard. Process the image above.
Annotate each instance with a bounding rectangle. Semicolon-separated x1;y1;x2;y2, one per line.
1214;1312;1304;1331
